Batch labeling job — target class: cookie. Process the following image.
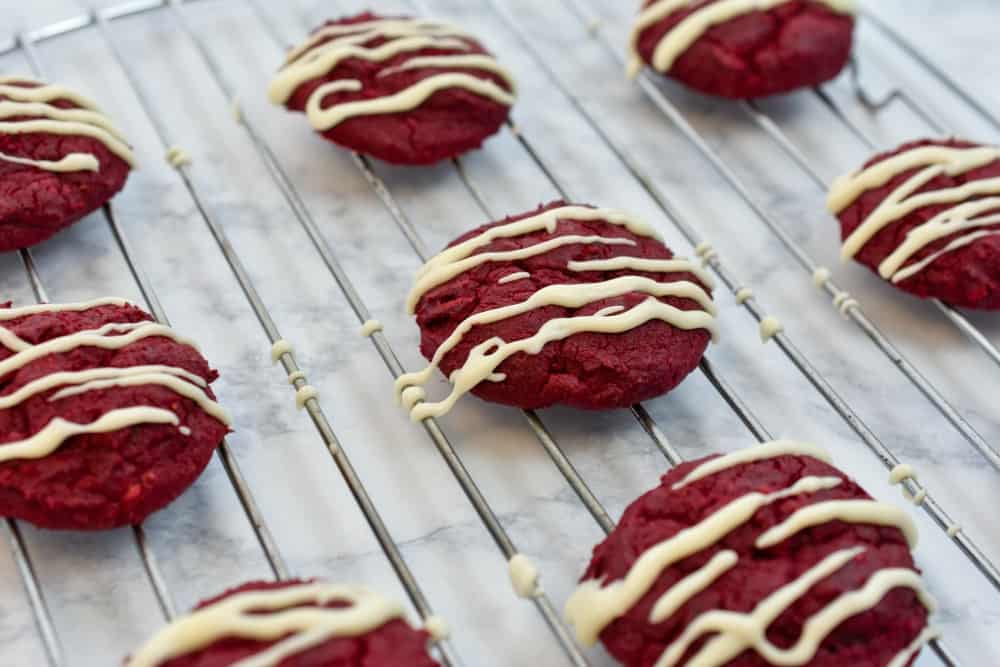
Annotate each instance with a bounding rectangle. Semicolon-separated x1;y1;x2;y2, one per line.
268;13;516;165
396;201;717;420
566;440;933;667
125;580;441;667
628;0;856;99
0;76;134;251
0;298;230;530
829;139;1000;310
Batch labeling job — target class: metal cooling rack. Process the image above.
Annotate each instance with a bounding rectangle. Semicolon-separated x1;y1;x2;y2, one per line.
0;0;997;665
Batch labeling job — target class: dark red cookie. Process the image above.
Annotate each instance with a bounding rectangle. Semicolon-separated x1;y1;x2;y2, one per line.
573;446;929;667
409;201;715;412
271;13;516;165
126;579;440;667
0;77;133;251
631;0;855;99
0;299;229;530
833;138;1000;310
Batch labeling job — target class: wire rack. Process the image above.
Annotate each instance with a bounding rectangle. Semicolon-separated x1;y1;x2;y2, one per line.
0;0;997;665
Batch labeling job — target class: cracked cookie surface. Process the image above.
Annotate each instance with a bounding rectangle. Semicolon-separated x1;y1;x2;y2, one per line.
0;300;228;530
0;78;132;250
272;12;515;165
632;0;855;99
411;201;714;412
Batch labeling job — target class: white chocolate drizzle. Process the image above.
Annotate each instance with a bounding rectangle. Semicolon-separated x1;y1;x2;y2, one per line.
649;549;738;623
694;240;718;265
889;463;916;486
48;370;230;426
0;81;134;169
125;583;407;667
295;385;319;410
497;271;530;285
0;297;130;320
270;339;293;363
287;370;306;385
829;144;1000;283
627;0;857;78
755;499;918;549
889;627;940;667
947;524;961;538
397;205;715;421
0;408;180;464
832;290;858;318
508;554;541;598
759;316;783;342
672;440;832;490
165;146;191;169
735;287;753;304
423;615;450;641
360;319;383;337
269;17;516;132
812;266;832;288
0;302;224;463
400;386;426;412
0;149;98;173
565;440;934;666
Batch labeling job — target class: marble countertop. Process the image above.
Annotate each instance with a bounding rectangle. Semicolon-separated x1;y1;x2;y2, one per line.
0;0;997;665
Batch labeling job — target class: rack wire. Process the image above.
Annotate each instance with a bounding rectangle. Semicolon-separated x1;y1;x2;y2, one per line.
559;0;1000;478
481;0;1000;594
0;0;993;665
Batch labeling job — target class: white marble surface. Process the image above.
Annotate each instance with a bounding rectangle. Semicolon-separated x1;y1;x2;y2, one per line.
0;0;998;665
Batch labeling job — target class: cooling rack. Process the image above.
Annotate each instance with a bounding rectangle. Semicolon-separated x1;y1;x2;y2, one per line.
0;0;998;665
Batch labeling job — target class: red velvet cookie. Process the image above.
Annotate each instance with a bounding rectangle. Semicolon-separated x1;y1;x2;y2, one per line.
829;138;1000;310
399;201;717;419
269;13;516;165
125;579;441;667
566;441;932;667
629;0;855;99
0;76;133;251
0;298;230;530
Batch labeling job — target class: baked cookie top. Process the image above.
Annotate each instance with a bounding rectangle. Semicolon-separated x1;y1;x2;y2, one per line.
0;298;229;530
829;139;1000;310
125;580;441;667
398;201;717;418
0;76;133;250
628;0;856;99
567;440;933;667
269;13;516;165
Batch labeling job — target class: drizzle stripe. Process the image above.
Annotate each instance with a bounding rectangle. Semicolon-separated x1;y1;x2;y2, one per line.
270;35;473;104
755;499;919;549
649;550;738;623
282;20;472;65
0;324;198;380
305;73;514;131
0;297;131;320
378;54;518;92
50;373;230;426
125;584;404;667
0;365;205;410
407;234;637;312
0;118;135;165
0;408;178;463
567;256;716;289
660;548;933;667
628;0;856;77
396;276;717;407
673;440;832;489
564;475;844;645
